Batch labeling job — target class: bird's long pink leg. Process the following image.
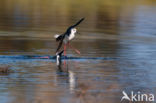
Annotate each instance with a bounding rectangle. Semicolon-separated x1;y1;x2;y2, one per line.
68;43;80;55
64;44;66;56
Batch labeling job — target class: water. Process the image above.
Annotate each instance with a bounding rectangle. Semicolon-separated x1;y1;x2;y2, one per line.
0;0;156;103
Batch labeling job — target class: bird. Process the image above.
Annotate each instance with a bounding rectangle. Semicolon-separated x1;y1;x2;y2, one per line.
54;18;85;56
56;50;64;66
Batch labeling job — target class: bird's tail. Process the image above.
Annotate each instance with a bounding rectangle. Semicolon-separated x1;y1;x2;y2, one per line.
54;34;59;38
54;34;63;41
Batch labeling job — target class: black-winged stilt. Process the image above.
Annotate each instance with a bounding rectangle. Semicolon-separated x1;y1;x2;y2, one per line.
54;18;85;56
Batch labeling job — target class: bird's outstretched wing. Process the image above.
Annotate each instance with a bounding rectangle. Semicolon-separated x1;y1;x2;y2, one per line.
71;18;85;28
58;50;64;56
65;18;85;34
55;35;65;53
56;18;85;52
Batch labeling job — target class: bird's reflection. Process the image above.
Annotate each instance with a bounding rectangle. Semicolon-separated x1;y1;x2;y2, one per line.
55;51;76;93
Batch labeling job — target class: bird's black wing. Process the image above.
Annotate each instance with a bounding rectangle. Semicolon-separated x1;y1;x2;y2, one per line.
58;50;64;56
65;18;85;34
56;35;65;53
71;18;85;28
56;18;85;52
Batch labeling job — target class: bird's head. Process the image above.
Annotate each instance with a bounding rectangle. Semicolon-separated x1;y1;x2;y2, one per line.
71;28;77;34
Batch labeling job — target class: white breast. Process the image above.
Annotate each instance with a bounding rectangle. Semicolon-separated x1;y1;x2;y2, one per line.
69;33;75;41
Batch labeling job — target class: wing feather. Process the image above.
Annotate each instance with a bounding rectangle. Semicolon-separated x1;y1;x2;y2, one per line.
56;35;64;53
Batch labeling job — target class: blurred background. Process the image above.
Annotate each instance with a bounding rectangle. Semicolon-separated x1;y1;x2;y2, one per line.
0;0;156;103
0;0;156;54
0;0;155;35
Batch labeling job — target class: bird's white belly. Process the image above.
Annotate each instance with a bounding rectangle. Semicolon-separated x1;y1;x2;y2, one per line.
69;33;75;41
